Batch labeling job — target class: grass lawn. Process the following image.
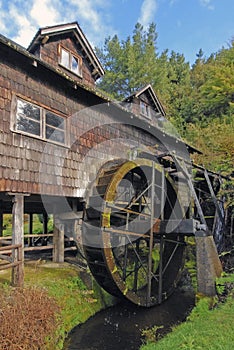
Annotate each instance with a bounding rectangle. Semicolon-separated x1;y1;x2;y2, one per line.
141;274;234;350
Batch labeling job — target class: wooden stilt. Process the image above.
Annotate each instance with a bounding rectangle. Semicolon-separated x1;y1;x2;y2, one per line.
53;213;64;263
0;210;3;237
11;194;24;287
43;213;48;234
43;213;48;245
29;213;33;246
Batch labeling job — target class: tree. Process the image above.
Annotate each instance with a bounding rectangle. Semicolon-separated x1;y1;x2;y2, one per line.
161;51;191;130
95;22;191;134
184;44;234;124
95;22;234;181
96;23;159;99
200;43;234;119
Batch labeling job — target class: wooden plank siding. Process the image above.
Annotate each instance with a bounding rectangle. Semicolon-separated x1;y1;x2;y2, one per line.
0;50;153;198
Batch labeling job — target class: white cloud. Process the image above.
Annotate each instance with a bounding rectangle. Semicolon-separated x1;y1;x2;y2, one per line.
70;0;104;33
0;0;61;47
9;4;37;47
200;0;214;10
138;0;158;27
0;1;10;33
0;0;116;49
67;0;116;46
30;0;60;27
0;1;6;32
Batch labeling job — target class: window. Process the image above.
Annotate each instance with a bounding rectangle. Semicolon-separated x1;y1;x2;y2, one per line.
16;99;41;136
140;100;151;119
45;111;65;144
14;97;66;145
59;46;82;77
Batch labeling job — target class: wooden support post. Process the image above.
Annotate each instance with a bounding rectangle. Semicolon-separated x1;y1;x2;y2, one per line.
29;213;33;246
43;213;48;245
11;194;24;287
0;210;3;237
53;214;64;263
43;213;48;235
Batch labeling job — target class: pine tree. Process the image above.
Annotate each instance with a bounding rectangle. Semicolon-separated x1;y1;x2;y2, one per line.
96;23;159;99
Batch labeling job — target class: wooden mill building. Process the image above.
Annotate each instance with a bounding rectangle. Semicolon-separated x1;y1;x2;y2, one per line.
0;22;197;272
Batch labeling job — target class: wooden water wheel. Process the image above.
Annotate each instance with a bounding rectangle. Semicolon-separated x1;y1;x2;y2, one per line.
82;158;186;307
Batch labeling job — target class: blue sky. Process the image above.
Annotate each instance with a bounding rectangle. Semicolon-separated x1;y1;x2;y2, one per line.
0;0;233;64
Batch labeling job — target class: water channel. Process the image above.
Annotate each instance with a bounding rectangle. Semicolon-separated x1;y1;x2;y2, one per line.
64;289;195;350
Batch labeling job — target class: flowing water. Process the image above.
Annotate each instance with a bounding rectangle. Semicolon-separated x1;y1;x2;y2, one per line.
64;289;195;350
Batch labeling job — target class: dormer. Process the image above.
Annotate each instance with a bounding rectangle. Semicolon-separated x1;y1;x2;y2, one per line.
124;84;166;127
27;22;104;87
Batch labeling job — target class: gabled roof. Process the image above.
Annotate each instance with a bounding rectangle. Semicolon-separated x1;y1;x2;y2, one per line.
27;22;105;81
124;84;166;117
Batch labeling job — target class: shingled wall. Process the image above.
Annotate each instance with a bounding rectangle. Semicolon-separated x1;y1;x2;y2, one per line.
0;41;167;200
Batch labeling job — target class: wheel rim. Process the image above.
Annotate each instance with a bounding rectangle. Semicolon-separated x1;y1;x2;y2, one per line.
82;158;185;307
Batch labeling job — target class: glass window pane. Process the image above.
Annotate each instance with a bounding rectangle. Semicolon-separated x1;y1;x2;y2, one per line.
71;55;79;74
46;111;64;130
46;126;65;144
17;99;40;121
140;101;150;118
61;48;69;68
16;115;40;136
140;101;145;115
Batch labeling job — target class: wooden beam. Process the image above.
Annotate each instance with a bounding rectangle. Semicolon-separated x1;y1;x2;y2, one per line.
104;227;150;238
0;243;22;251
24;245;53;252
0;261;22;271
204;169;225;226
147;161;155;306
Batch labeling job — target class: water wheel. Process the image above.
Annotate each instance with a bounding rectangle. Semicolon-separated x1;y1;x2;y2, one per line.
82;158;185;307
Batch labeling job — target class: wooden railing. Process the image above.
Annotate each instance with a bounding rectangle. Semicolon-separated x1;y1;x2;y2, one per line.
0;241;23;287
0;234;77;252
0;233;77;284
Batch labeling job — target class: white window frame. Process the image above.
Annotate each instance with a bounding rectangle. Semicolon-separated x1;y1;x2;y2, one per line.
58;45;82;77
11;95;68;146
140;100;151;119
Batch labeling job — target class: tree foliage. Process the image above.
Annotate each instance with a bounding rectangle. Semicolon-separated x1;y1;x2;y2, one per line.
96;23;195;132
96;23;159;99
95;24;234;179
